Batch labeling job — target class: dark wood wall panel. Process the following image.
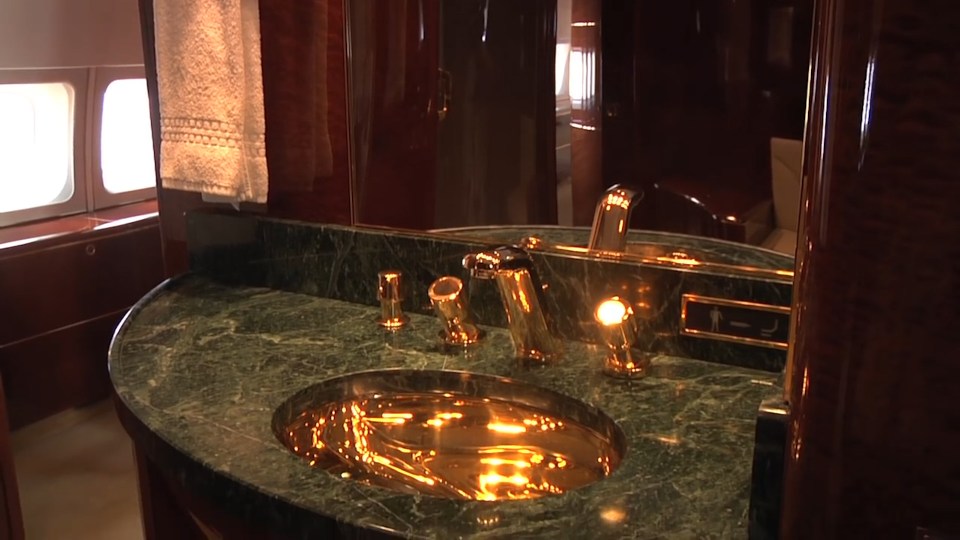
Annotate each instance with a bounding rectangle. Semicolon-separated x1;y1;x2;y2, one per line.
570;0;604;226
352;0;558;230
0;225;163;346
597;0;812;237
0;223;164;428
351;0;440;229
782;0;960;536
260;0;353;226
1;312;125;429
0;377;24;539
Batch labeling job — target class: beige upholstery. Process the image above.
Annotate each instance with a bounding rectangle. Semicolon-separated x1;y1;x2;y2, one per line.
762;137;803;255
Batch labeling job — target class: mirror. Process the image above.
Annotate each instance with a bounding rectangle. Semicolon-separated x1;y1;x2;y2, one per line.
347;0;812;280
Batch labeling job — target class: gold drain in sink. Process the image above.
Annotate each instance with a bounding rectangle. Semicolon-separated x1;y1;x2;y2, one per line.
278;386;623;501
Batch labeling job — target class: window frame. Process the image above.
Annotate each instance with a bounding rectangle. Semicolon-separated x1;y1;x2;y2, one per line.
89;65;157;210
0;68;89;228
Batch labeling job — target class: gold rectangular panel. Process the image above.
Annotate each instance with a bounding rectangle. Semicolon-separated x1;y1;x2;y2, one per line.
680;294;790;350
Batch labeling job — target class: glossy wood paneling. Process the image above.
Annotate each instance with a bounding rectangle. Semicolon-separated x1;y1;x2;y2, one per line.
0;224;162;346
0;377;24;540
117;398;319;540
260;0;353;226
595;0;640;228
0;200;157;253
435;0;558;228
129;439;205;540
350;0;440;229
570;0;604;226
0;223;163;428
351;0;558;229
1;311;123;429
782;0;960;536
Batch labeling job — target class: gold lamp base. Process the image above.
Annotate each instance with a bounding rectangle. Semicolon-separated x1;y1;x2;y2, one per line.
595;296;652;379
603;350;652;379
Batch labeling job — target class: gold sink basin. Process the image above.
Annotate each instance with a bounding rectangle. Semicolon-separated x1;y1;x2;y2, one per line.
273;369;626;501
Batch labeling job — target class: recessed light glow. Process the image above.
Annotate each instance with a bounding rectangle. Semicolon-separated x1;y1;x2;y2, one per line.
596;299;628;326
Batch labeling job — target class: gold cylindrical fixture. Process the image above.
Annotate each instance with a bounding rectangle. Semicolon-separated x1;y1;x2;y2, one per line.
428;276;481;346
594;297;650;378
376;270;408;329
494;269;560;362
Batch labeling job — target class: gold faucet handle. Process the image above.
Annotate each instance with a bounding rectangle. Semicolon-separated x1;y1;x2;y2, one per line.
376;270;408;329
428;276;482;346
595;297;650;378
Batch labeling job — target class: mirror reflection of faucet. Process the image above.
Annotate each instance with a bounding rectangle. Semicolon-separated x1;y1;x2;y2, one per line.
512;184;642;257
588;184;644;253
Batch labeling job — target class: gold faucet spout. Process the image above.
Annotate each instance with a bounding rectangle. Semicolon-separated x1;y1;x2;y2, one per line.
587;185;644;253
463;246;561;362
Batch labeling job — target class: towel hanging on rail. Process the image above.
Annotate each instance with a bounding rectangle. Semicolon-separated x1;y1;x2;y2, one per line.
153;0;268;204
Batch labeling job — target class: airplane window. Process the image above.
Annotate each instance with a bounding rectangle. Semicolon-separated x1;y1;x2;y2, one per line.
569;49;596;111
100;78;155;194
0;82;74;213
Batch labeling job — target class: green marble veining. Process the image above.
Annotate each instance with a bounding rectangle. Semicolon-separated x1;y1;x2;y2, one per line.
187;211;791;372
433;225;795;273
111;275;780;539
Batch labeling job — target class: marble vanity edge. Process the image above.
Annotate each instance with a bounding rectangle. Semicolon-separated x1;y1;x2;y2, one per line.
109;276;781;539
747;395;789;540
186;210;790;372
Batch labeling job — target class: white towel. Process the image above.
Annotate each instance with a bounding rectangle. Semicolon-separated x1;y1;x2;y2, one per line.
153;0;268;204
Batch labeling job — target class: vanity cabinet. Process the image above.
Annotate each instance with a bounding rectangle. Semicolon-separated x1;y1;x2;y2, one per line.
0;219;163;428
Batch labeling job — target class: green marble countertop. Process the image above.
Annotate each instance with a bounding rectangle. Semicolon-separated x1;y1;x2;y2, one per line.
110;274;778;539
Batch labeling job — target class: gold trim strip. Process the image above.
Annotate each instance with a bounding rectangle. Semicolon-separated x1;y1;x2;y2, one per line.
680;327;789;350
681;294;791;314
680;294;789;351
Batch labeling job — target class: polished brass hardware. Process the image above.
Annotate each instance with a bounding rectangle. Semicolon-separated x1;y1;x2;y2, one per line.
588;185;644;253
680;294;790;350
595;297;651;378
428;276;481;345
463;246;561;362
376;270;408;329
276;370;625;500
